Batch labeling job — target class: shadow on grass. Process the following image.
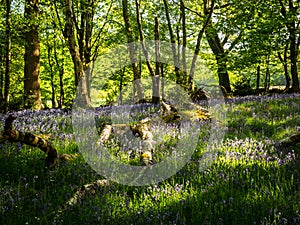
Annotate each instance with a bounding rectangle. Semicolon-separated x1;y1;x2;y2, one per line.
1;138;300;225
0;143;103;224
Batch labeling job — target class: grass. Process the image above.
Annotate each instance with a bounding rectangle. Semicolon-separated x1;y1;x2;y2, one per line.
0;95;300;224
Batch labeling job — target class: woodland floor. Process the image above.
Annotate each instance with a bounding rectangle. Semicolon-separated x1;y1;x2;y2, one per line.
0;94;300;225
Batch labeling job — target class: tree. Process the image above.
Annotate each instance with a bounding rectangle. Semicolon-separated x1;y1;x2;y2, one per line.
162;0;181;85
204;0;237;94
135;0;159;103
24;0;42;109
63;0;91;106
278;0;300;92
122;0;145;101
4;0;11;111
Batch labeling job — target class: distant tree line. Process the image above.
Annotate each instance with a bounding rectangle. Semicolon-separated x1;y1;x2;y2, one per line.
0;0;299;111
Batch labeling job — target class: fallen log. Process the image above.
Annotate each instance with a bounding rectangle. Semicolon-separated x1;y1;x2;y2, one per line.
130;117;153;140
0;115;75;167
53;179;111;223
98;123;113;143
278;132;300;147
0;115;58;166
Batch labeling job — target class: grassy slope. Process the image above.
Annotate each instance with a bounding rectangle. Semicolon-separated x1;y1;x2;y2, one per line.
0;96;299;225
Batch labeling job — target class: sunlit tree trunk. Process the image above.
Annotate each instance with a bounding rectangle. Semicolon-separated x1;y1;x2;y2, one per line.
24;0;42;110
205;23;231;94
122;0;145;101
154;17;161;104
47;46;57;108
64;0;91;107
135;0;159;103
188;0;214;93
4;0;11;111
163;0;181;85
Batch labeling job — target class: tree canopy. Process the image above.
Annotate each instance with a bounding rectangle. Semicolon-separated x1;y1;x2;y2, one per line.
0;0;300;110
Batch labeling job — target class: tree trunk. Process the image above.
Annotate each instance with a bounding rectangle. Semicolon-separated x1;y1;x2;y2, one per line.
154;17;161;104
180;0;187;88
64;0;91;107
135;0;159;103
256;65;260;92
289;32;299;92
161;64;165;100
0;50;3;101
1;115;58;166
264;66;270;92
118;68;125;105
205;21;232;94
188;0;214;92
47;46;57;108
278;45;290;91
4;0;11;111
163;0;181;86
279;0;300;93
54;42;65;108
122;0;145;101
24;0;42;110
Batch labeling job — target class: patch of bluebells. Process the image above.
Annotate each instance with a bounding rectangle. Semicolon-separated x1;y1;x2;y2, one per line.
0;108;74;141
220;137;298;166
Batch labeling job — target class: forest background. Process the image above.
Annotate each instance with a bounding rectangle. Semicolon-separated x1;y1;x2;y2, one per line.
1;0;300;111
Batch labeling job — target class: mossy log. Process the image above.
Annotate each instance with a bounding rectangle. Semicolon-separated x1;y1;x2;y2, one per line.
54;179;111;222
0;115;58;166
98;123;113;143
130;117;153;140
279;132;300;147
0;115;74;167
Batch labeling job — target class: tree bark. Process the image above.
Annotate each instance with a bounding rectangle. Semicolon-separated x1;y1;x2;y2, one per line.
54;41;65;108
205;25;232;94
154;17;161;104
0;115;58;166
47;46;57;108
256;65;260;92
64;0;91;107
278;45;290;91
0;51;3;101
289;31;299;92
4;0;11;111
264;65;270;92
188;0;214;92
24;0;42;110
279;0;300;93
163;0;181;85
122;0;145;101
180;0;187;87
135;0;159;103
